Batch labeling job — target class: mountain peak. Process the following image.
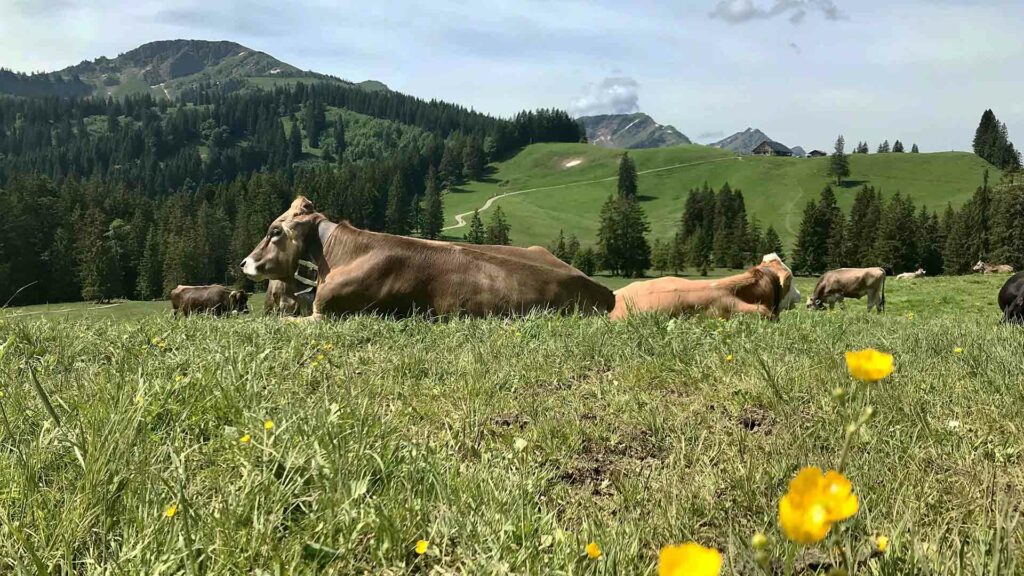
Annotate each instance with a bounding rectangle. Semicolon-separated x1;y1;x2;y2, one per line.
712;128;784;155
577;112;692;149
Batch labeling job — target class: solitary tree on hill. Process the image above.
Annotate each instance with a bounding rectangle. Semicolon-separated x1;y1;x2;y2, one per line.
911;143;919;153
617;152;638;199
828;135;851;186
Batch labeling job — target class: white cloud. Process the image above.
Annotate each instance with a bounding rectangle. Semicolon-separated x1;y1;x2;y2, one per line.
569;77;641;117
709;0;844;24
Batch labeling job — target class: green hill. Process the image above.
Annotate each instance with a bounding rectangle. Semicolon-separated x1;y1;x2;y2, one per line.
445;144;999;248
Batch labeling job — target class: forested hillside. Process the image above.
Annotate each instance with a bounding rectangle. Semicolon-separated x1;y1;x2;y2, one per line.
0;79;583;305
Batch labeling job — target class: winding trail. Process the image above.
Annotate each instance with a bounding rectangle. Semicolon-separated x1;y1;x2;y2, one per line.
443;155;741;231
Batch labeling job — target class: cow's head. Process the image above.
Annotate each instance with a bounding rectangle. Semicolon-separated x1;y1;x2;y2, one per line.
229;290;249;313
761;253;801;311
973;261;986;272
241;197;321;281
916;268;926;277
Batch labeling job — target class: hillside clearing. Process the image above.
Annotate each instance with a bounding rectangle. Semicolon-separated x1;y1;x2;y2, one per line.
0;275;1021;573
445;144;999;248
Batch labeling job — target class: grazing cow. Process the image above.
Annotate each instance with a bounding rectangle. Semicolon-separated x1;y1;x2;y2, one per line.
610;260;790;320
265;260;318;316
171;285;249;316
762;253;801;310
973;261;1015;274
807;267;886;313
998;271;1024;324
240;197;615;319
896;268;926;280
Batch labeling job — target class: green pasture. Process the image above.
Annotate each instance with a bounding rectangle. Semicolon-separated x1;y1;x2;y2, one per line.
444;143;999;249
0;274;1020;573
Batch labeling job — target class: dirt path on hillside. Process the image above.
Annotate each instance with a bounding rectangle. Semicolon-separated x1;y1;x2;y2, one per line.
442;156;741;231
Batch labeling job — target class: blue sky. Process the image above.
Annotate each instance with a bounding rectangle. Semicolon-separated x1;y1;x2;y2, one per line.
2;0;1022;152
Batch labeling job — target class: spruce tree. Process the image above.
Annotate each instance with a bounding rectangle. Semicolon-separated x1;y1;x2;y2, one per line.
617;152;638;199
877;140;891;153
332;119;347;161
828;135;850;185
893;140;905;153
466;210;486;244
287;123;303;167
462;138;485;182
422;166;444;240
572;247;597;276
618;197;651;277
76;207;120;302
485;206;511;245
550;230;569;262
762;226;785;262
911;143;919;153
136;227;163;299
385;174;408;234
565;234;581;264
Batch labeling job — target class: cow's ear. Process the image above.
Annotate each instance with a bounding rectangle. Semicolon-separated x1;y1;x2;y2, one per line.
289;196;316;216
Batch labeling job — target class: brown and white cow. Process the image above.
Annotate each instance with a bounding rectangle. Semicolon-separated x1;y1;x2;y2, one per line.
171;285;249;316
610;258;792;320
973;261;1015;274
240;197;614;319
895;268;926;280
807;267;886;313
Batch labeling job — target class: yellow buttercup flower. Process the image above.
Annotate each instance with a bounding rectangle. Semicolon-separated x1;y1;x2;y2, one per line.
779;467;858;545
164;504;177;518
954;347;964;354
322;342;334;351
315;354;325;362
658;542;722;576
844;349;893;382
750;532;768;550
175;375;184;383
264;420;274;431
585;541;602;559
239;434;251;444
415;540;429;555
725;354;734;362
875;535;889;553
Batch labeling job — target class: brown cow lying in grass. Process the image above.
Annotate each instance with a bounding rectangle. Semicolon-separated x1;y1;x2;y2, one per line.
264;260;318;316
240;197;614;319
171;285;249;316
609;258;793;320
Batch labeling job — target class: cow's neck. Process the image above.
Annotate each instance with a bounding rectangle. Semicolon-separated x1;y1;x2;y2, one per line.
310;219;372;278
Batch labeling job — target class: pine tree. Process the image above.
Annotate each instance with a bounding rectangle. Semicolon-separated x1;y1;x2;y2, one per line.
485;206;511;245
303;100;326;148
651;238;671;274
747;216;764;265
893;140;905;153
136;227;162;299
618;197;651;277
422;166;444;239
332;119;347;161
973;109;999;161
550;230;569;262
762;226;785;262
911;143;919;153
76;207;120;302
871;193;918;272
466;210;486;244
287;123;303;167
617;152;638;199
828;135;850;185
572;247;597;276
566;234;581;264
385;174;408;234
877;140;891;153
462;138;485;182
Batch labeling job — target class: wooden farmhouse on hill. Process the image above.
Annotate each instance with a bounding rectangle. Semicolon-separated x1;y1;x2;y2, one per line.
808;150;827;157
752;140;793;157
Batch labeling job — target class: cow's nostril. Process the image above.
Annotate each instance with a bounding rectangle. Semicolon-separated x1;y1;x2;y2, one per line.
239;260;246;269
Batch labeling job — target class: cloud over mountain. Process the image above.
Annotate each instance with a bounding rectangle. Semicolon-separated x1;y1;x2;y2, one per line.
709;0;844;25
569;77;640;117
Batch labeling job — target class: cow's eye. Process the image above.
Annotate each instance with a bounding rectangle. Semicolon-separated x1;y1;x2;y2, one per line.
270;228;281;238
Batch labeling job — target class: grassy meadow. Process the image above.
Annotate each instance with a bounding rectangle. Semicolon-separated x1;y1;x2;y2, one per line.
0;274;1021;573
444;143;999;247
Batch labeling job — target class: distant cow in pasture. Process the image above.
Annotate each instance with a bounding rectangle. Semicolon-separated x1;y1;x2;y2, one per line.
998;271;1024;324
610;256;793;320
240;197;614;319
973;261;1015;274
807;267;886;313
171;285;249;316
896;268;926;280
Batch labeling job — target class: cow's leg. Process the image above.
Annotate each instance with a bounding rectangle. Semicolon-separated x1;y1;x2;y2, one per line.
731;300;774;319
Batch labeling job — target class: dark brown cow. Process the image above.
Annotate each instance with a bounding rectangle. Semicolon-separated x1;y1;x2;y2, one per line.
610;260;790;320
998;271;1024;324
171;285;249;316
807;267;886;313
240;197;614;319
